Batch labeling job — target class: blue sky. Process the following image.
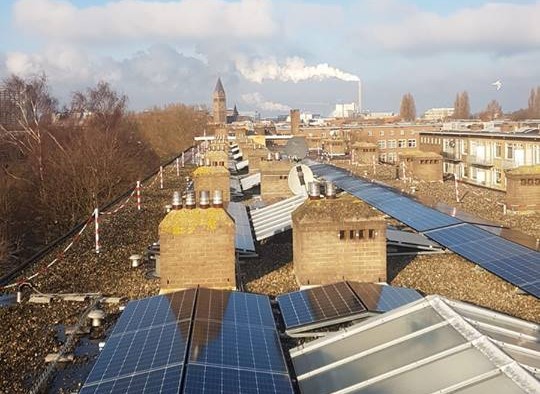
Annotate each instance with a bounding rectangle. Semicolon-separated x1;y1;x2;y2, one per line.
1;0;539;115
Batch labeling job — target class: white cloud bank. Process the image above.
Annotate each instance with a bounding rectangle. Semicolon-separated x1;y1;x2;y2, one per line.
241;92;289;112
364;2;540;54
13;0;275;42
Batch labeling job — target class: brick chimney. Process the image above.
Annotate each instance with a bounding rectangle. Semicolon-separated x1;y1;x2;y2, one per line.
192;166;231;203
290;109;300;134
398;150;443;182
505;165;540;212
292;193;386;285
260;157;293;201
159;192;236;290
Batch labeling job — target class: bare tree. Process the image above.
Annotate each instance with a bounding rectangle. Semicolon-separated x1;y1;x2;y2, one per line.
479;100;503;121
0;74;60;186
453;91;471;119
399;93;416;121
71;81;127;132
527;86;540;118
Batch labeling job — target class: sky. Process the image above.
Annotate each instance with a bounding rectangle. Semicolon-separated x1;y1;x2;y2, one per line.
0;0;539;116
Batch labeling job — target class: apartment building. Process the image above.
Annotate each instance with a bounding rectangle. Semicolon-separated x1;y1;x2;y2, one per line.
419;130;540;191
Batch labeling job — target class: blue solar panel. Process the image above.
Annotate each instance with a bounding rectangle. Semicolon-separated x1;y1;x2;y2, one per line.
425;224;540;297
276;282;367;331
84;321;190;385
347;282;423;313
183;364;294;394
195;288;276;328
111;288;196;335
189;320;287;372
80;365;183;394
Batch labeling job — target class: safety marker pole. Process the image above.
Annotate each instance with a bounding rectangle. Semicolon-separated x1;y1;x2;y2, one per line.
94;208;100;254
176;158;180;176
159;166;164;189
181;152;185;167
191;148;195;164
136;181;141;210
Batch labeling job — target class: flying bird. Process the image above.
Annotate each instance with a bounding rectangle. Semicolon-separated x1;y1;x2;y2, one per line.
492;80;502;91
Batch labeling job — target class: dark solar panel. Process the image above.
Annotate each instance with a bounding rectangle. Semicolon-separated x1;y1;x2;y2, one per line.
276;282;367;331
425;224;540;298
348;282;423;313
80;365;183;394
84;320;190;385
195;288;276;328
189;319;288;373
183;364;294;394
111;288;196;335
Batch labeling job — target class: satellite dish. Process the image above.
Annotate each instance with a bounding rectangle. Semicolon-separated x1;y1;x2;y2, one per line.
283;136;308;161
288;164;314;195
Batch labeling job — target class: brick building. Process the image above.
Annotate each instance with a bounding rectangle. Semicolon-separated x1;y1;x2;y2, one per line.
193;166;231;203
351;142;378;165
419;130;540;191
290;109;301;134
505;165;540;212
292;193;386;286
212;78;227;124
398;150;443;182
159;203;235;290
241;144;269;173
260;159;293;201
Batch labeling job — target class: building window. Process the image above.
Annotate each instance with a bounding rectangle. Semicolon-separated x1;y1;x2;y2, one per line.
349;230;355;239
463;164;469;178
368;229;376;239
388;152;396;163
398;139;407;148
495;143;502;158
378;140;387;149
380;130;385;136
400;130;405;135
379;153;387;162
494;168;502;184
390;130;395;135
408;139;417;148
367;131;373;136
358;230;364;239
339;230;345;240
506;143;514;159
388;140;397;149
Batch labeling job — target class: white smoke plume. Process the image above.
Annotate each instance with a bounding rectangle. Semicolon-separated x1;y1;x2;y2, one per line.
236;56;359;83
241;92;289;112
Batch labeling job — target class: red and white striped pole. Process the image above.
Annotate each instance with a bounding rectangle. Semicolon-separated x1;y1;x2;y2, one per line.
136;180;141;210
159;166;164;189
94;208;100;254
181;152;185;168
176;158;180;176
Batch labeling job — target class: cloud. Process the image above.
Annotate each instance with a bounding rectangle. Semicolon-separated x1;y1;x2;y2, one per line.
13;0;276;43
362;2;540;54
236;56;359;83
241;92;289;112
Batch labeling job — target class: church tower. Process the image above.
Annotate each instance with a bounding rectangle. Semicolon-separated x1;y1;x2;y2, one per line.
213;78;227;124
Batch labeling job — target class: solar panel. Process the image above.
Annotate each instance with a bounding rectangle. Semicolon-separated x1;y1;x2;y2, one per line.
110;289;196;336
276;282;367;332
239;172;260;190
226;202;255;253
186;288;294;393
81;290;196;393
425;223;540;298
183;364;294;394
79;365;183;394
251;194;307;241
347;282;423;313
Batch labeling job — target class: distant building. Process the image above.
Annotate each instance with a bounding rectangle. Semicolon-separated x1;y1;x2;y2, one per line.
332;102;357;118
226;105;239;124
424;107;454;121
363;111;396;120
212;78;227;124
419;129;540;191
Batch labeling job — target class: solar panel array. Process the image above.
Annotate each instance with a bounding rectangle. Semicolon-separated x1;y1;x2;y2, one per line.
80;288;294;394
425;224;540;298
226;202;256;253
251;194;307;241
307;162;540;298
276;282;422;333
